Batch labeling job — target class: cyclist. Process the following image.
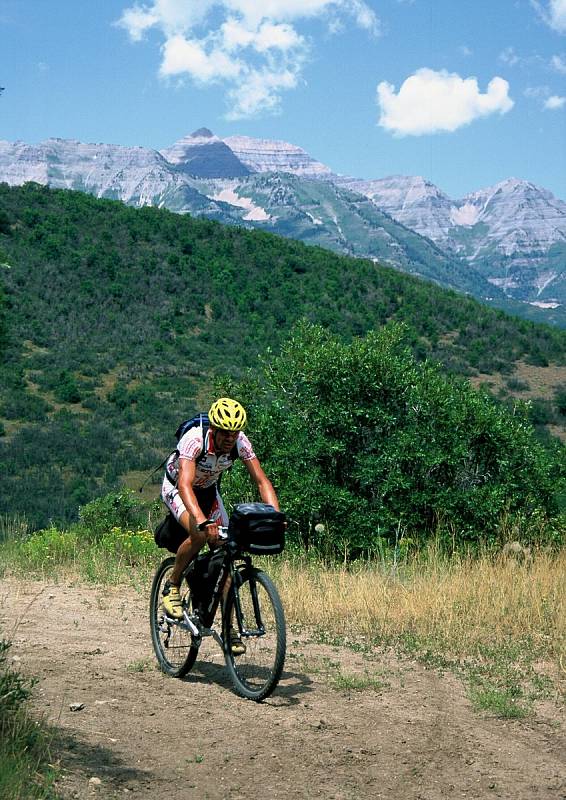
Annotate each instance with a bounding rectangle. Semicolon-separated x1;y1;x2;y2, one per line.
160;397;281;639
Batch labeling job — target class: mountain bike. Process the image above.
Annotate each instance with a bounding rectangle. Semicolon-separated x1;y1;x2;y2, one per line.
149;503;286;702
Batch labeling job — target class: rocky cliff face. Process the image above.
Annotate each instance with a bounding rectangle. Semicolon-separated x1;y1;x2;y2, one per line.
340;175;566;255
344;175;566;305
338;175;455;247
453;178;566;257
0;138;181;206
450;179;566;304
222;135;333;177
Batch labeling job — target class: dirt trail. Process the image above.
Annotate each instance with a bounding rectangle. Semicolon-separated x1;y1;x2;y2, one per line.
1;578;564;800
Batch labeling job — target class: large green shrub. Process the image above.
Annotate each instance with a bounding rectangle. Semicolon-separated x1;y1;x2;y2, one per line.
221;321;562;555
78;490;147;541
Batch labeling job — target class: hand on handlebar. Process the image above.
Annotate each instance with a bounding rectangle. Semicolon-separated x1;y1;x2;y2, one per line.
205;522;220;543
197;519;228;543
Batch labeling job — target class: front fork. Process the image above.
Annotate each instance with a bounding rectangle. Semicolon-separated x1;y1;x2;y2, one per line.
226;561;265;640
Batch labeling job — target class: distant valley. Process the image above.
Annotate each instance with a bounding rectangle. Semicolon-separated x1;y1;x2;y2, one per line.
1;128;565;325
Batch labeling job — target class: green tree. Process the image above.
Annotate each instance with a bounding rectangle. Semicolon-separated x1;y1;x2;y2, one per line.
221;321;562;556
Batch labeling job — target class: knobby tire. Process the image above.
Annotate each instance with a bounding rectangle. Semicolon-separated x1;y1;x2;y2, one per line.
223;568;286;701
149;556;199;678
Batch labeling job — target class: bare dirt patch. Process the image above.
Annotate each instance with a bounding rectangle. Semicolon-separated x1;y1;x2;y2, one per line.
471;361;566;401
1;579;564;800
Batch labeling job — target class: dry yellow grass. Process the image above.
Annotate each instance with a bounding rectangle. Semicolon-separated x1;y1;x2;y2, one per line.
2;520;564;701
271;550;566;673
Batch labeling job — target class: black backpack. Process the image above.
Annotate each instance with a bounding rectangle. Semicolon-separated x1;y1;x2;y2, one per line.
153;513;187;553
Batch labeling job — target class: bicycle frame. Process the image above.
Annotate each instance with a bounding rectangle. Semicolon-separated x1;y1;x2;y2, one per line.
173;543;264;650
151;515;286;700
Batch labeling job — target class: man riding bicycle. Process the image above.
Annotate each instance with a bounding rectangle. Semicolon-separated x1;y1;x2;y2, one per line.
160;397;281;645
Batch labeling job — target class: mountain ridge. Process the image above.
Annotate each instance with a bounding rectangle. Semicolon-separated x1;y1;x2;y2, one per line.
1;129;564;321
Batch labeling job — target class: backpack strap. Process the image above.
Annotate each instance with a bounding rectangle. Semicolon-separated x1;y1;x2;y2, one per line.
195;421;210;464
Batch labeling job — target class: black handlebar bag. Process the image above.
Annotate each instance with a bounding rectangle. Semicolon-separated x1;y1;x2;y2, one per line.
228;503;286;555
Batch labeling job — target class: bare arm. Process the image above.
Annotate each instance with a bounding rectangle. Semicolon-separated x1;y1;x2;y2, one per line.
244;457;280;511
177;458;208;527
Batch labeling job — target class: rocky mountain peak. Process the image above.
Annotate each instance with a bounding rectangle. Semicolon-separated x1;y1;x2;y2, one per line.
453;177;566;258
222;135;333;177
160;131;249;178
190;127;214;138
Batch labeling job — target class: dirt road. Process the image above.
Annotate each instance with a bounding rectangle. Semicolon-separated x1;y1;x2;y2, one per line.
1;579;564;800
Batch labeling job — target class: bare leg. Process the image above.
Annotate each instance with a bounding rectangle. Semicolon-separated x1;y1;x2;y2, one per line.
169;511;206;585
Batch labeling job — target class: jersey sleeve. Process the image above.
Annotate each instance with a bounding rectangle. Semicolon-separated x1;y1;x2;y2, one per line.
236;432;256;461
177;428;204;461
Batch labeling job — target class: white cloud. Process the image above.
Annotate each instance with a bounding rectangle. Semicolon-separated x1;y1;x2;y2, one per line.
117;0;379;117
222;0;378;31
219;18;303;52
226;66;300;119
551;53;566;72
499;46;520;66
116;6;157;41
549;0;566;31
534;0;566;33
544;94;566;108
525;84;565;108
253;22;304;53
377;68;514;136
160;35;242;81
117;1;215;40
348;0;380;33
525;85;547;99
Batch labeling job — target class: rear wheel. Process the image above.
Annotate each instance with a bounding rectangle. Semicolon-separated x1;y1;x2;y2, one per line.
149;557;199;677
223;568;286;701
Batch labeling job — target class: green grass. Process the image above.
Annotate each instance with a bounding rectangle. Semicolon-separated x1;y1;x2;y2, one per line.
305;628;556;719
126;658;153;673
469;685;529;719
0;515;162;587
330;671;389;693
0;640;59;800
287;652;390;693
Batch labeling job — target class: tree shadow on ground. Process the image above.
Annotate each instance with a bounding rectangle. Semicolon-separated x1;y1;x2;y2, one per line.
53;728;151;791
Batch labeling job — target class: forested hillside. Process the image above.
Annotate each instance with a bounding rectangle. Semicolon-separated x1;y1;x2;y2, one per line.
0;182;565;529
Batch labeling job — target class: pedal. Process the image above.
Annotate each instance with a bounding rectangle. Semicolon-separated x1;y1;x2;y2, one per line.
182;610;202;638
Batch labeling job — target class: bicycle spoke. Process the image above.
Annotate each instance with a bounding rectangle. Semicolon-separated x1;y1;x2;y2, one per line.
224;569;286;701
149;557;199;677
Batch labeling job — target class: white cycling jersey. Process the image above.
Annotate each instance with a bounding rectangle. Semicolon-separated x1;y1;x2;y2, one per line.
164;426;256;490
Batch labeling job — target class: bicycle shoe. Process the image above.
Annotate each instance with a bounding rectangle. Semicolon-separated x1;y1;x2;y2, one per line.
162;580;184;619
230;633;247;656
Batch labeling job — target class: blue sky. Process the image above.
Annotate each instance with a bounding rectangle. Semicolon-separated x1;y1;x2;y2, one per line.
1;0;565;199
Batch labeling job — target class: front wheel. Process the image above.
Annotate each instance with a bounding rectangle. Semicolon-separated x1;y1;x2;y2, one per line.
223;568;286;701
149;557;199;677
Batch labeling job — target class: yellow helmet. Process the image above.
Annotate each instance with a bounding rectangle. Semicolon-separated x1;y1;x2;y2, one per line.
208;397;247;431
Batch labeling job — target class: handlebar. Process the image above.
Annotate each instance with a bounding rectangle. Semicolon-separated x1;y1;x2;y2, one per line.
200;519;229;540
